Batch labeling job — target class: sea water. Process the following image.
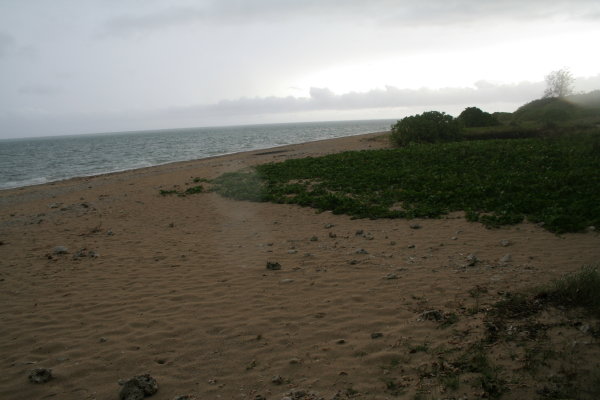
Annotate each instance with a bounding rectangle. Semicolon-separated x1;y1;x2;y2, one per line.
0;119;394;190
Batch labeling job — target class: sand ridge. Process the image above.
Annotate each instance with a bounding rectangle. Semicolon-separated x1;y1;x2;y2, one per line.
1;132;598;399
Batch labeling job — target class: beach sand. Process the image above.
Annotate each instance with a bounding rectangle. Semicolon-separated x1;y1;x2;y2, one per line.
1;132;599;399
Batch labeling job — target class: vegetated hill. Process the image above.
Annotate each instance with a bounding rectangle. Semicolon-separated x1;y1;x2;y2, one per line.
512;90;600;124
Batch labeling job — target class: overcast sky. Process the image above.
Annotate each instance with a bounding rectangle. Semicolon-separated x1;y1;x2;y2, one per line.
1;0;599;138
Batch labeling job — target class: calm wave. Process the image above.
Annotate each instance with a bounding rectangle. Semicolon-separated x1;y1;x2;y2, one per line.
0;120;394;190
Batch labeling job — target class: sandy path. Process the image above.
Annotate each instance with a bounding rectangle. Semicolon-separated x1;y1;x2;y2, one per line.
1;132;598;399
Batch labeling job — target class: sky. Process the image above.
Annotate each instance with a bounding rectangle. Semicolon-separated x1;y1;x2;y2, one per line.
1;0;599;139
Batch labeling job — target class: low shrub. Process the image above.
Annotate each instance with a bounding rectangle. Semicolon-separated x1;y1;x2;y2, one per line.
390;111;462;146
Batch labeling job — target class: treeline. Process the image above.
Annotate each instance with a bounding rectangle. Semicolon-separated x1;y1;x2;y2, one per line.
390;90;600;146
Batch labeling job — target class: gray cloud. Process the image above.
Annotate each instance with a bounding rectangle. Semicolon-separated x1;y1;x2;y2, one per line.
18;84;61;96
101;0;600;36
0;31;15;58
185;80;546;118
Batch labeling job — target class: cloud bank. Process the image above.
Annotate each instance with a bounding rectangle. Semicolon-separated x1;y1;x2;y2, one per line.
197;81;545;117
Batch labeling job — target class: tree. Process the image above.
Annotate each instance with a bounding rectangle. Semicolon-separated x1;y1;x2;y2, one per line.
390;111;462;146
457;107;500;127
544;68;574;98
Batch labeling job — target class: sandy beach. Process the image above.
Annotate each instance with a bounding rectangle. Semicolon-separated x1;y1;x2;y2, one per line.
1;132;599;400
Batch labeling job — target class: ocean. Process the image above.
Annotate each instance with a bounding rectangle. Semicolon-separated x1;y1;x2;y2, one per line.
0;119;394;190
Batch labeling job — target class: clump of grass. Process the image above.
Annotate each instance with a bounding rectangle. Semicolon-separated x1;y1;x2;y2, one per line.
538;265;600;318
184;185;204;195
383;378;406;396
440;373;460;391
456;344;507;399
159;179;206;197
490;293;539;319
409;344;429;353
212;134;600;233
440;312;459;328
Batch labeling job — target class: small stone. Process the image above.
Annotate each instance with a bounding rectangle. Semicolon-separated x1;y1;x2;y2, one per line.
271;375;284;385
466;253;479;266
389;241;396;245
451;236;458;240
409;223;421;229
53;246;68;255
586;226;596;232
324;224;334;229
420;310;444;321
119;374;158;400
99;337;108;343
370;332;383;339
107;229;114;236
73;248;87;258
310;236;318;242
336;339;346;344
355;229;364;236
500;239;511;247
28;368;53;384
289;358;301;364
266;261;282;270
499;254;512;264
578;324;591;334
287;250;297;254
407;244;415;249
355;248;369;254
328;232;337;238
88;250;99;258
280;279;294;284
348;260;358;265
254;396;267;400
384;273;398;280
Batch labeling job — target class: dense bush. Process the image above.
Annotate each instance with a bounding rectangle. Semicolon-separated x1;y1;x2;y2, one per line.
512;97;579;123
390;111;462;146
457;107;500;127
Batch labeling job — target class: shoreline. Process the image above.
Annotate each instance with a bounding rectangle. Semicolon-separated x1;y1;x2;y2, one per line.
0;130;390;196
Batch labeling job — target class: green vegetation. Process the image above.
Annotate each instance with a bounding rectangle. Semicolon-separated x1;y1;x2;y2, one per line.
439;312;459;328
538;265;600;318
158;177;206;196
513;91;600;126
213;133;600;233
457;106;500;127
390;111;462;146
456;344;507;398
184;185;204;195
401;267;600;399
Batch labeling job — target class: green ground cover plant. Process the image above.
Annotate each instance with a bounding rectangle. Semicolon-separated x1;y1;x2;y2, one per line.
213;133;600;233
